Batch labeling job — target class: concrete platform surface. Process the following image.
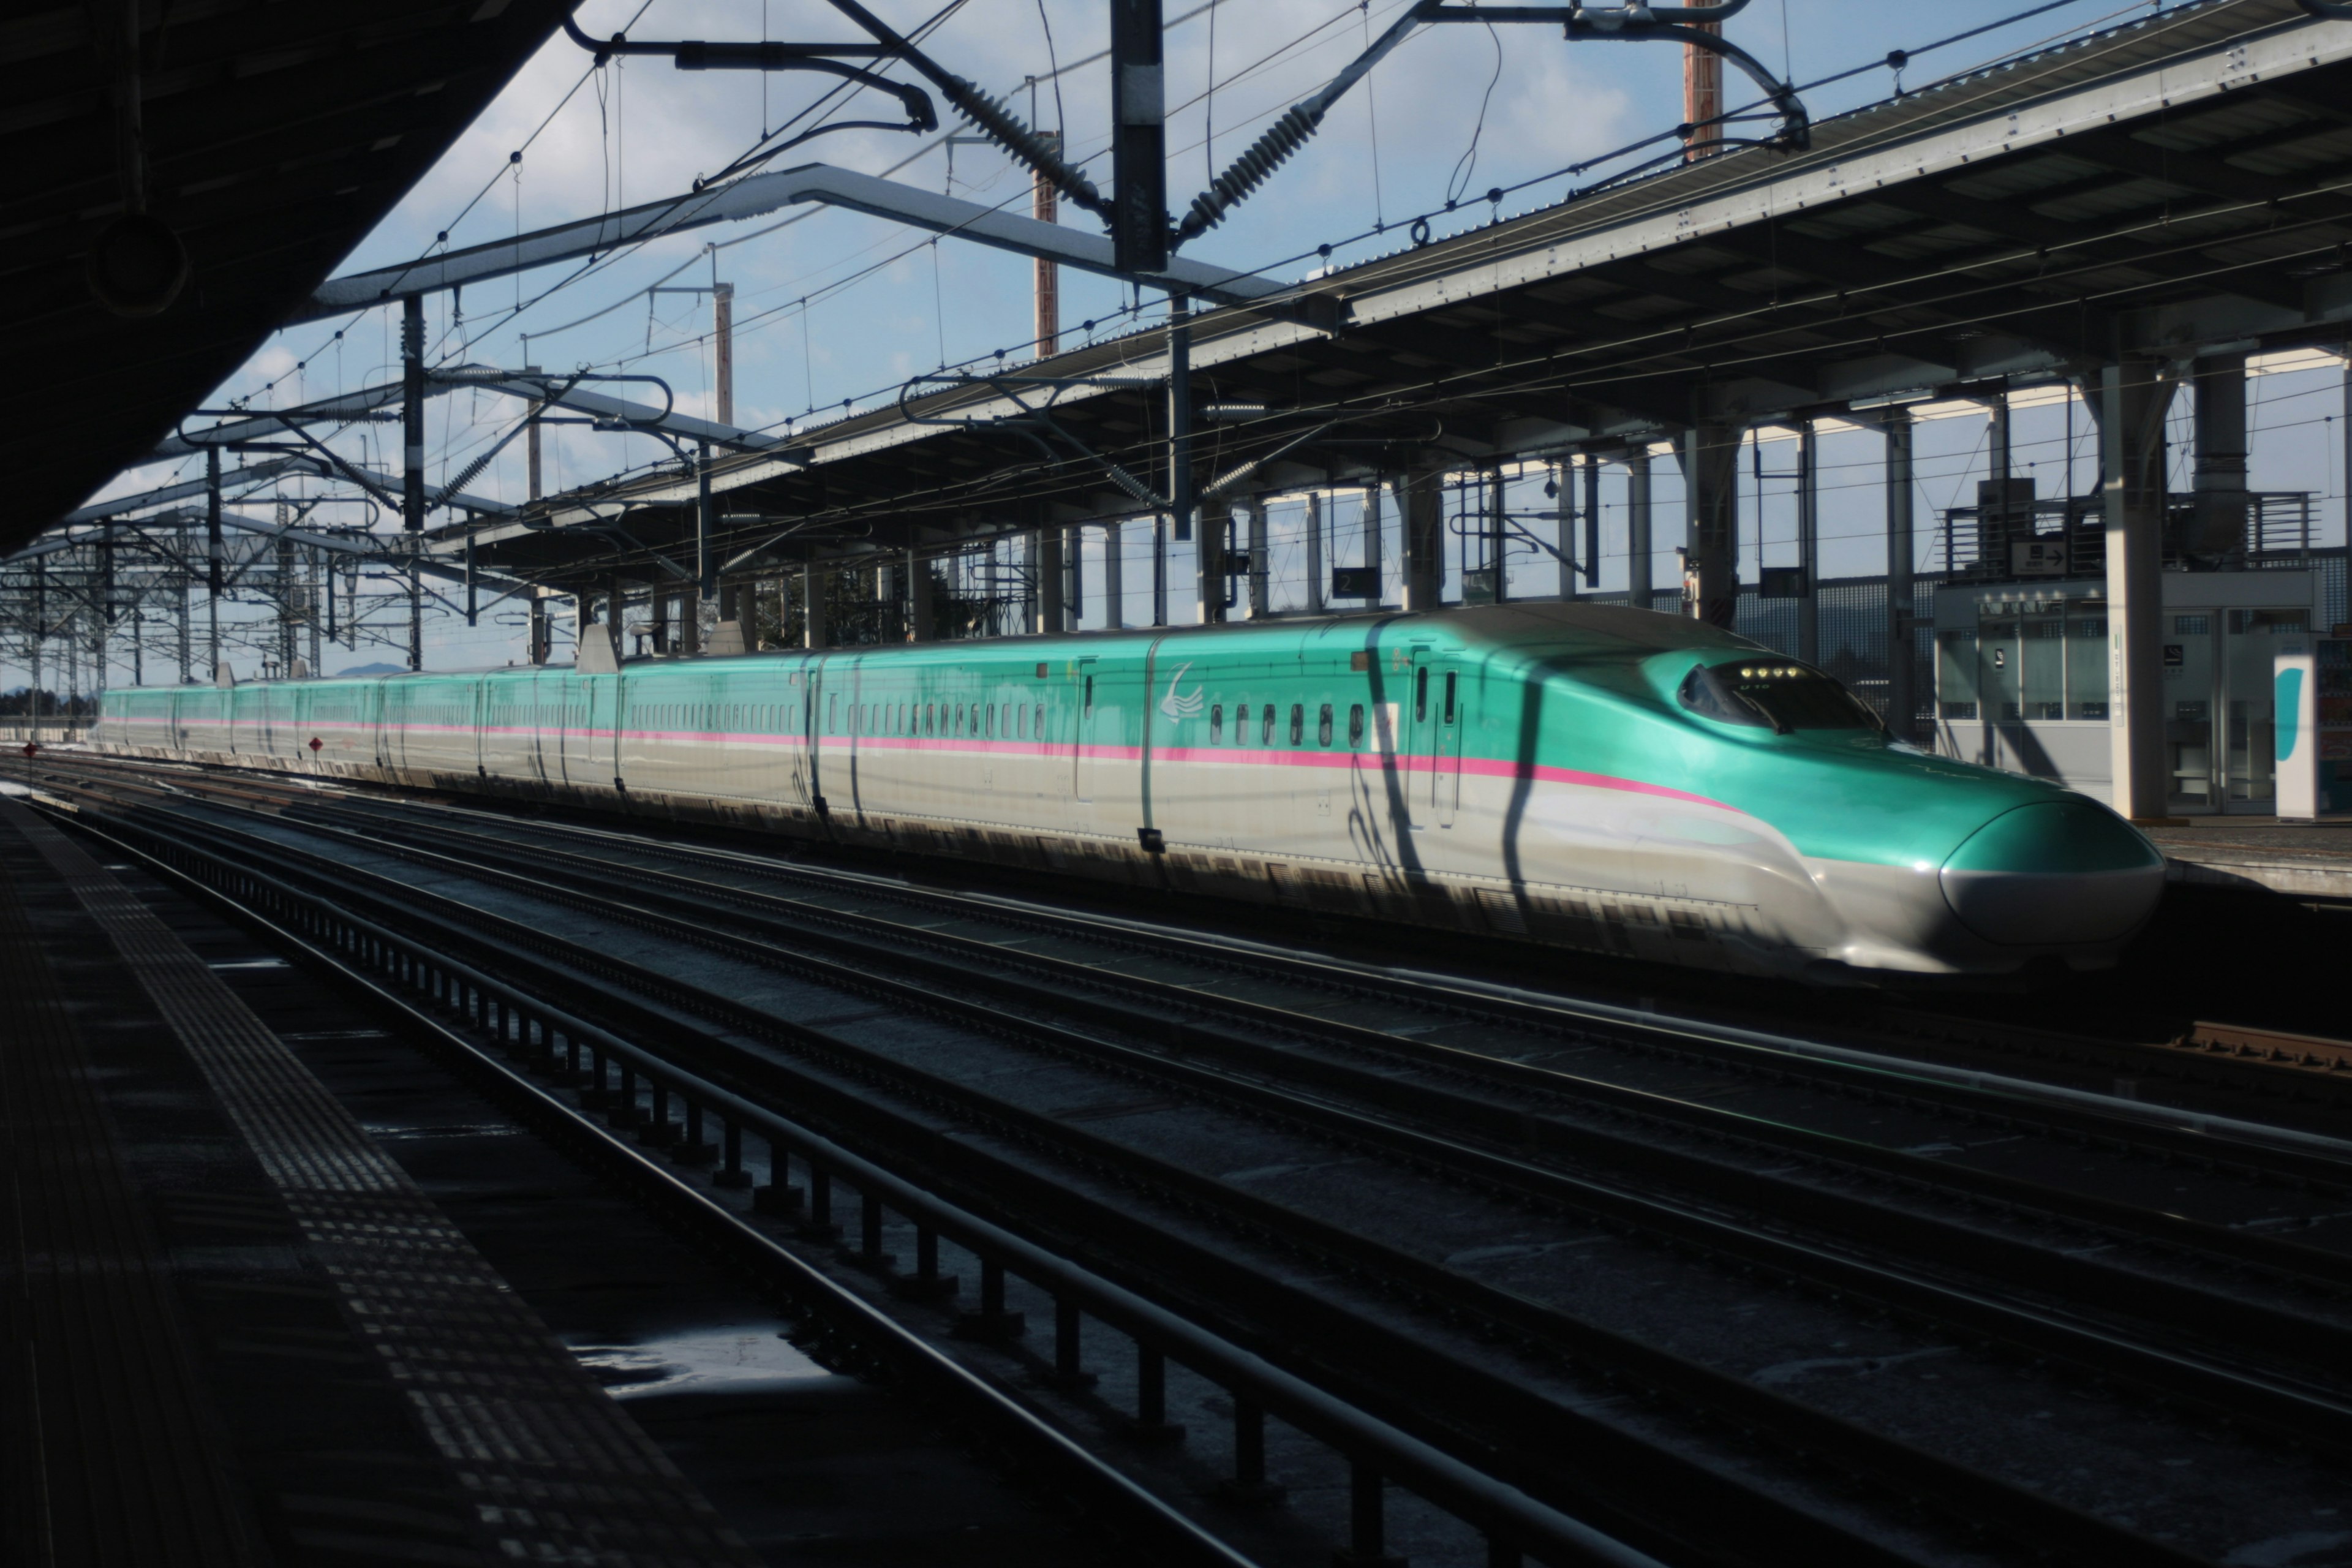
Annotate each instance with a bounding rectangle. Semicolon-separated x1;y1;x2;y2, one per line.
0;796;759;1568
2146;817;2352;900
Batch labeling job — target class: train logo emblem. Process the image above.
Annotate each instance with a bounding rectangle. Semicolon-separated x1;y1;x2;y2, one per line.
1159;662;1204;721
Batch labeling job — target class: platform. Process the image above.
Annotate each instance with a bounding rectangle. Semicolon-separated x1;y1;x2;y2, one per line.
2147;818;2352;902
0;796;760;1568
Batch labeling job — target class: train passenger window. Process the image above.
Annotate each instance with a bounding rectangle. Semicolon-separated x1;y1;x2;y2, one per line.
1083;676;1094;715
1262;706;1275;744
1415;667;1428;722
1211;704;1224;743
1442;672;1457;725
1035;704;1046;741
986;704;996;736
1318;704;1334;747
925;703;935;734
1289;704;1305;745
1348;704;1365;748
1234;704;1248;739
1017;705;1028;739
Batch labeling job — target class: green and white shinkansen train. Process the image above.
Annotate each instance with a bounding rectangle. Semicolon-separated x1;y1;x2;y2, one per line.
96;603;2165;981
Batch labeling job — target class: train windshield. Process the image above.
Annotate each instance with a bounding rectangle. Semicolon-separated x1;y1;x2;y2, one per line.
1678;661;1882;734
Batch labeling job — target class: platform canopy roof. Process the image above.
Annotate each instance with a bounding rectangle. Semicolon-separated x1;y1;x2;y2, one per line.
0;0;578;561
437;0;2352;595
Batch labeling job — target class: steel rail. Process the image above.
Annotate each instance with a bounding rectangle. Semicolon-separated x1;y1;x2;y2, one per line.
224;799;2352;1437
279;799;2352;1311
45;812;1273;1568
44;753;2352;1154
50;793;1894;1568
41;759;2352;1359
295;794;2352;1291
50;803;1692;1568
43;786;2291;1566
268;771;2352;1171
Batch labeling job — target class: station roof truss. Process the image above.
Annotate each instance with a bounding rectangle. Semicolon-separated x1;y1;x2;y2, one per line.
440;0;2352;598
1;0;578;559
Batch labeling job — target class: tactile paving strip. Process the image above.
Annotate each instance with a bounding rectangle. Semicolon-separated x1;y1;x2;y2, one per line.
5;802;761;1568
0;813;261;1567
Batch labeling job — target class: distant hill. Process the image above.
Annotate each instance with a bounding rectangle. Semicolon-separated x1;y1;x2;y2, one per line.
333;663;406;676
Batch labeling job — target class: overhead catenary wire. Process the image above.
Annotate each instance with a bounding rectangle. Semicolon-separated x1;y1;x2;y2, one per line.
189;0;2280;597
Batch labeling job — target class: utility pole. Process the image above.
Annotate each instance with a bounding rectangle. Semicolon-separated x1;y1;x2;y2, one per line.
1627;448;1654;611
1304;492;1324;614
1684;0;1722;160
276;508;294;676
1109;0;1167;277
29;569;43;726
1796;420;1819;666
1102;521;1123;630
402;292;424;671
1877;407;1916;741
714;283;735;425
1169;292;1214;624
525;363;544;502
205;445;223;677
1033;130;1061;358
175;532;190;684
696;440;716;644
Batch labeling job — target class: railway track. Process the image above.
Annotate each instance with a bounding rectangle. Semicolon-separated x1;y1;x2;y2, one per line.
29;750;2352;1121
21;752;2352;1566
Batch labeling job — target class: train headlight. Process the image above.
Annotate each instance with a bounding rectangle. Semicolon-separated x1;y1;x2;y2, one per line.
1937;801;2165;944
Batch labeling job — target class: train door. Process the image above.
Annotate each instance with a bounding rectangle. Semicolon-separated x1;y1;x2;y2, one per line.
1434;663;1463;829
1073;657;1098;804
607;673;627;793
802;664;826;816
375;682;397;771
1400;647;1435;829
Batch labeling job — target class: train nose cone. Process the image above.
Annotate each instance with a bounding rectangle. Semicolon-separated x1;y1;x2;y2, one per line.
1939;800;2165;946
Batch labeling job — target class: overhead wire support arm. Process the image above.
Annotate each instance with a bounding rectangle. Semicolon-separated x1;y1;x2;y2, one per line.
1172;0;1801;249
558;16;939;134
897;371;1166;511
820;0;1107;221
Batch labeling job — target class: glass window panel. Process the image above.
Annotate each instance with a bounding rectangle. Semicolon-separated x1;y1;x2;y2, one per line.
2066;617;2108;719
2021;619;2064;720
1939;629;1979;720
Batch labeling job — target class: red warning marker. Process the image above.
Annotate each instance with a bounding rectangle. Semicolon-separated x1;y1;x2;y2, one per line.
309;736;323;753
20;742;35;760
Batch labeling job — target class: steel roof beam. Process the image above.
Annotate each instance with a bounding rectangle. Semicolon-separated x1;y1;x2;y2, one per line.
428;368;791;456
292;162;1290;327
148;382;409;458
59;458;305;526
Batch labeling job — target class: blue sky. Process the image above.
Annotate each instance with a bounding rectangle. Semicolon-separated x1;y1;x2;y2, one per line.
39;0;2346;687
